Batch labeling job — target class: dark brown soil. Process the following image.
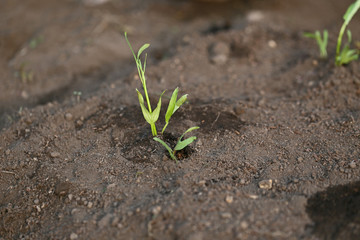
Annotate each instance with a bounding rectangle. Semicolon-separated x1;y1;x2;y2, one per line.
1;0;360;239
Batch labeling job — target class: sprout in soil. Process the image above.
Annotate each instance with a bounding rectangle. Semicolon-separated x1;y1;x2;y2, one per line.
125;32;164;136
303;30;328;59
335;0;360;66
153;126;199;163
125;32;199;160
162;87;188;134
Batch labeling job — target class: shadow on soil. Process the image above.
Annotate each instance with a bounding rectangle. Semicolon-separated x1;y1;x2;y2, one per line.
306;181;360;240
85;98;244;162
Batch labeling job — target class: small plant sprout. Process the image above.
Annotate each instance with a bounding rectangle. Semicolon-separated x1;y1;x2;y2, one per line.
304;30;328;58
153;126;199;163
125;32;164;136
337;30;359;66
73;91;82;102
335;0;360;66
162;87;188;134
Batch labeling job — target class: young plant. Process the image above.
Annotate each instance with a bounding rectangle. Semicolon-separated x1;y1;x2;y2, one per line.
304;30;328;59
162;87;188;134
125;32;164;136
154;126;199;163
335;0;360;66
337;30;359;66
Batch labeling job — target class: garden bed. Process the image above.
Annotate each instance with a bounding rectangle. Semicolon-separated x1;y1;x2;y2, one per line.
1;0;360;239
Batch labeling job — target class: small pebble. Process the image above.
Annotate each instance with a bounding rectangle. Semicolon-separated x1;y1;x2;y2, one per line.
246;10;264;22
50;152;60;158
87;202;93;208
349;161;356;169
70;233;78;240
34;199;39;204
65;113;73;121
221;212;232;219
297;157;303;163
240;221;249;229
198;180;206;186
268;40;277;48
225;195;233;204
259;179;273;190
76;120;83;127
152;206;161;215
247;194;259;199
5;149;10;155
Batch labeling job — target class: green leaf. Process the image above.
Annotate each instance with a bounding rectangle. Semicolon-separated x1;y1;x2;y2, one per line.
304;30;328;58
124;32;137;61
336;29;359;65
337;47;359;65
162;88;188;134
174;136;197;151
136;89;152;124
150;91;165;123
174;126;200;151
347;29;352;45
181;126;200;138
323;30;328;46
165;88;179;123
137;43;150;59
174;94;188;112
153;137;177;161
343;0;360;25
303;32;316;39
336;0;360;63
143;53;147;73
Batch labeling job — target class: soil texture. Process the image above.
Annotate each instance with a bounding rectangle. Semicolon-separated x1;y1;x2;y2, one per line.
1;0;360;239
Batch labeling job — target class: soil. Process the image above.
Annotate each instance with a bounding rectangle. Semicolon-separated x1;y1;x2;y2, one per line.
1;0;360;239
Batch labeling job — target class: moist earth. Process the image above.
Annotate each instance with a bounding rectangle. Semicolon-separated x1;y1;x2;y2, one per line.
1;0;360;239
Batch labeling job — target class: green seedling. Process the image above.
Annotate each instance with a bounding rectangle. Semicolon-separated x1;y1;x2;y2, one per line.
337;30;359;66
73;91;82;102
335;0;360;66
125;32;164;136
15;62;34;83
304;30;328;58
162;87;188;134
29;35;44;49
154;126;199;163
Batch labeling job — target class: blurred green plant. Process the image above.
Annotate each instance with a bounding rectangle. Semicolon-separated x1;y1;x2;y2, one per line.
335;0;360;66
29;35;44;49
304;1;359;66
14;62;34;83
73;91;82;102
303;30;328;58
